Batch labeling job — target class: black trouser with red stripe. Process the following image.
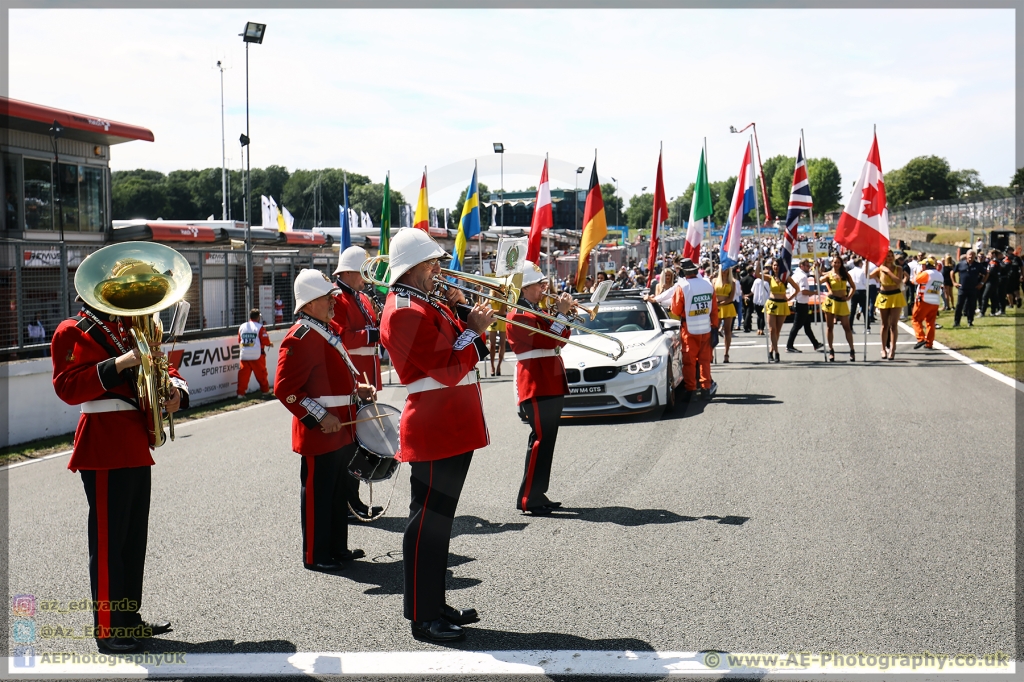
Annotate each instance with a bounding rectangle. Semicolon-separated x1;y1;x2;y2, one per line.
300;443;357;565
81;467;150;638
517;395;564;511
404;451;473;622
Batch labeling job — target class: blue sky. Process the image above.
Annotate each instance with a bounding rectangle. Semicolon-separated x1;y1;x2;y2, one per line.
10;8;1015;210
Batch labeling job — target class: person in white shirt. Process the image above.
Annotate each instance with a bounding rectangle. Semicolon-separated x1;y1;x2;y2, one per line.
847;257;871;332
785;259;823;353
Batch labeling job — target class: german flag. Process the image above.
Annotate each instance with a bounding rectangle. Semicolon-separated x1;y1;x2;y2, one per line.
575;161;607;291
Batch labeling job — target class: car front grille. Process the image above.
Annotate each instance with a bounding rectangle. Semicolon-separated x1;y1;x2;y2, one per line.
583;366;619;382
564;368;581;383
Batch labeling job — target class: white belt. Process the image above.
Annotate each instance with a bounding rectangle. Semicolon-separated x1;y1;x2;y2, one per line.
314;395;353;407
515;348;560;361
81;399;138;414
405;371;478;395
348;346;378;356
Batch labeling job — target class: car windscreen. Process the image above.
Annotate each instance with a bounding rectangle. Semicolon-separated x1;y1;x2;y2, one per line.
570;300;654;335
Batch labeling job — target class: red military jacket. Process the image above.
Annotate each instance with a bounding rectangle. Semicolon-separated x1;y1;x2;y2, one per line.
379;285;488;463
274;314;359;456
330;280;382;389
52;308;190;472
506;299;571;403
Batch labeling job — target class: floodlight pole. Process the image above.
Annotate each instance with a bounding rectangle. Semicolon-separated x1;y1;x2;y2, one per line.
218;61;227;221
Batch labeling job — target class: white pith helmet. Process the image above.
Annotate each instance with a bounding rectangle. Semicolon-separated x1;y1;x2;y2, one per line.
334;245;368;275
521;260;545;287
293;268;340;314
387;228;448;284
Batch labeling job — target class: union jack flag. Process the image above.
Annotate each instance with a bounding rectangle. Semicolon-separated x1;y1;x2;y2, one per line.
780;140;813;275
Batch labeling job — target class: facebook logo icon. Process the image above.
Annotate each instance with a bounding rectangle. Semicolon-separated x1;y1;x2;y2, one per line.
12;646;36;668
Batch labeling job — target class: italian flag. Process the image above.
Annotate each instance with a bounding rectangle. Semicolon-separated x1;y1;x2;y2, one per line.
835;134;889;265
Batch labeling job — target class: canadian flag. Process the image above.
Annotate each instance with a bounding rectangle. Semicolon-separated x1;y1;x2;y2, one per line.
835;134;889;265
526;158;553;262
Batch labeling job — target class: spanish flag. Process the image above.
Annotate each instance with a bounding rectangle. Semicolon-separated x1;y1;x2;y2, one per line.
575;161;607;291
413;169;429;232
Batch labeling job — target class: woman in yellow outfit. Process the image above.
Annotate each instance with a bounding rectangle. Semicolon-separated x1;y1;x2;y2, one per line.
869;250;907;360
488;299;508;374
821;258;857;361
714;267;737;362
759;258;792;363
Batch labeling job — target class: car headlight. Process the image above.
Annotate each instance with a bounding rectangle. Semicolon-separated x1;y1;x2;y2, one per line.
624;356;662;374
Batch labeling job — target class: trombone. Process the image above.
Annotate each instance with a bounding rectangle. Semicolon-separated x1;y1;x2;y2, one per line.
361;255;625;361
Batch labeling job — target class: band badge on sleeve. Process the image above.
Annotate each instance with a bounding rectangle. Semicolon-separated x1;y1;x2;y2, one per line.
286;395;296;404
453;330;477;351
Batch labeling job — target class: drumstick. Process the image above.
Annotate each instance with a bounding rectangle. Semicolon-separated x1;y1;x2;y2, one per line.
338;414;390;428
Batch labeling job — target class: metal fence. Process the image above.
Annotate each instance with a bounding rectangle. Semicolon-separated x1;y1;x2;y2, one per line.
891;194;1023;231
0;240;335;357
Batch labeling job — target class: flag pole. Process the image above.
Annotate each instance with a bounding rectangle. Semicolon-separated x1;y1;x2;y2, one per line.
801;129;827;362
545;152;551;278
751;135;769;363
702;137;709;261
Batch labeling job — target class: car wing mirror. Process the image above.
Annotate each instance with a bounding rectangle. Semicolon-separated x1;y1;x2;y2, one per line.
660;318;681;331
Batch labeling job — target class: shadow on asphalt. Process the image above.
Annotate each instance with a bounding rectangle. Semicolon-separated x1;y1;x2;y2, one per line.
543;506;749;528
341;553;482;596
360;514;530;539
132;637;297;655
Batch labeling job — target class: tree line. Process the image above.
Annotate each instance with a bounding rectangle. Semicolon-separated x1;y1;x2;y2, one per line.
111;166;405;229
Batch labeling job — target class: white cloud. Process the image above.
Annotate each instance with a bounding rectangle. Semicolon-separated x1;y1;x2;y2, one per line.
9;8;1014;213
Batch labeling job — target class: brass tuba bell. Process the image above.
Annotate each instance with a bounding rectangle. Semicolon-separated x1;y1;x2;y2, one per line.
75;242;192;448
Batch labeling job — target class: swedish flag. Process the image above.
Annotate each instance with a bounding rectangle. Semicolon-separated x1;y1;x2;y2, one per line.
451;167;481;271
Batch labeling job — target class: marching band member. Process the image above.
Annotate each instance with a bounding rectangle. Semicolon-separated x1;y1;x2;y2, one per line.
506;261;572;515
671;258;719;400
236;308;273;398
332;245;384;519
51;293;188;653
379;228;494;643
274;269;376;573
912;258;943;350
332;246;383;390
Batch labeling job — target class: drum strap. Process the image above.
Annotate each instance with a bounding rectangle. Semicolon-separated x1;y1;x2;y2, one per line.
297;315;360;379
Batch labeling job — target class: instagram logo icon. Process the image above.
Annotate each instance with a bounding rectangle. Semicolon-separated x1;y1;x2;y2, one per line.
11;594;36;618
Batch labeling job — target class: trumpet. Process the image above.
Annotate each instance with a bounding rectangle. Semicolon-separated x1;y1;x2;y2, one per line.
361;255;625;360
539;292;599;322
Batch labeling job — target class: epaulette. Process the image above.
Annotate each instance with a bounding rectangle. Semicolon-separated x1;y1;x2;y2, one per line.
293;325;310;339
396;294;410;309
75;317;96;333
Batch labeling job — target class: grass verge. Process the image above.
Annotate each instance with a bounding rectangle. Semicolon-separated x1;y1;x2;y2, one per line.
931;304;1020;382
0;393;278;468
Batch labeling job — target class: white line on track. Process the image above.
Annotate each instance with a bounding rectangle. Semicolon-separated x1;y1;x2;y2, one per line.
897;321;1023;393
5;650;1014;677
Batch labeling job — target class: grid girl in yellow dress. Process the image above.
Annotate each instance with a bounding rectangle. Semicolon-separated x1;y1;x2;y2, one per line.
714;267;737;362
821;258;857;361
760;258;792;362
869;250;907;360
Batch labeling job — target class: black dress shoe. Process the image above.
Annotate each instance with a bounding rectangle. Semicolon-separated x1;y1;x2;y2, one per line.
96;637;140;653
812;343;824;351
441;604;480;625
411;618;465;642
348;505;385;521
522;506;552;516
705;381;718;399
914;340;927;349
543;501;562;509
304;561;345;572
785;346;802;353
142;620;172;636
335;548;365;562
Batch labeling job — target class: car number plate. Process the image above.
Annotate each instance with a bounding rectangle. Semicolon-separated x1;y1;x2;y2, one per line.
569;384;606;395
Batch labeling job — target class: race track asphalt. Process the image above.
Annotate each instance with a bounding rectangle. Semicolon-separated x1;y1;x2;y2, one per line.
6;318;1016;680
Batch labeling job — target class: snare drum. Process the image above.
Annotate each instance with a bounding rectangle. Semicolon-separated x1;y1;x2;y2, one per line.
348;403;402;483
